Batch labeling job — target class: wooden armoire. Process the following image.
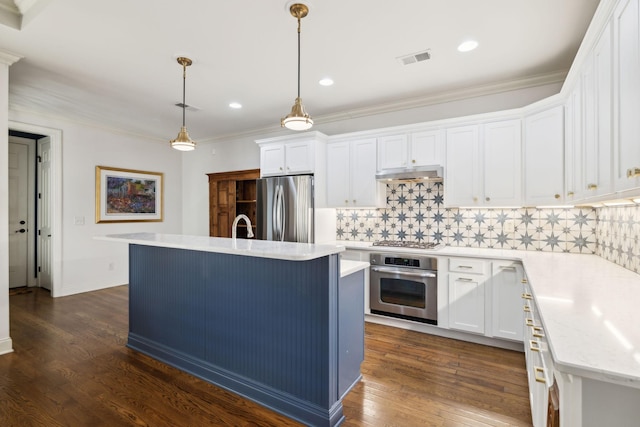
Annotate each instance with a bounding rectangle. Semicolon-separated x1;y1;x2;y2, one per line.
207;169;260;238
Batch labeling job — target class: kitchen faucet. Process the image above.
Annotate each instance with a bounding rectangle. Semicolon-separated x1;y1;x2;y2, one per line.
232;214;254;239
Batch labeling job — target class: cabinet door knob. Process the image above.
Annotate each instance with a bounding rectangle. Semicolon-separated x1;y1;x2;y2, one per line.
485;197;490;202
587;183;598;190
353;200;356;203
567;191;574;197
279;167;283;171
411;159;416;164
473;197;478;202
345;200;349;204
554;194;560;199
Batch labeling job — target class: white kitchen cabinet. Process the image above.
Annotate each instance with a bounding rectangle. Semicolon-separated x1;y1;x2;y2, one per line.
490;260;524;342
565;84;584;202
483;120;522;206
613;0;640;192
583;21;614;200
327;138;385;208
377;130;444;170
445;120;521;207
448;258;489;335
445;125;480;206
524;105;565;205
260;140;314;177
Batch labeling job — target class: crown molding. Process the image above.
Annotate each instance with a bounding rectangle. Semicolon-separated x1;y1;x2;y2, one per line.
0;49;22;65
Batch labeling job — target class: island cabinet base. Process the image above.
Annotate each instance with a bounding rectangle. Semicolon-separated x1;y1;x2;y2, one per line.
127;244;358;427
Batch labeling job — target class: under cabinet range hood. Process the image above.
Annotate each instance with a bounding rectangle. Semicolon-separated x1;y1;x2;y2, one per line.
375;165;443;183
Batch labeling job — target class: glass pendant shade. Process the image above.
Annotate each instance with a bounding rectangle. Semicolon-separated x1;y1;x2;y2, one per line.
281;97;313;131
170;126;196;151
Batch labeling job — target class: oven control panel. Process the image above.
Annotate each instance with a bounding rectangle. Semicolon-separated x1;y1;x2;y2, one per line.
369;253;438;271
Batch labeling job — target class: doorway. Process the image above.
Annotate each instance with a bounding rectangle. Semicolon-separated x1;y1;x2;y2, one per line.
8;131;50;290
7;122;61;296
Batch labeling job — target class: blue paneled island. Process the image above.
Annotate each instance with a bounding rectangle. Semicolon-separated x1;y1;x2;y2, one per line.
96;233;367;427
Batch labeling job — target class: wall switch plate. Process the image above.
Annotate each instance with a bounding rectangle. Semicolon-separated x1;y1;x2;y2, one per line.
504;220;515;233
74;216;85;225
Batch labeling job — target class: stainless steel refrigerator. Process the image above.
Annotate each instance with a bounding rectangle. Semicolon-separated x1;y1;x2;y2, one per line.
256;175;314;243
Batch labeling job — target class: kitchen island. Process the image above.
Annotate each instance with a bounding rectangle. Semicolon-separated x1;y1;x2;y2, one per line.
97;233;365;427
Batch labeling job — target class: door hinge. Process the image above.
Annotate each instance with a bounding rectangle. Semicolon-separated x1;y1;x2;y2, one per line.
37;155;42;163
38;193;41;199
38;230;41;236
38;266;41;273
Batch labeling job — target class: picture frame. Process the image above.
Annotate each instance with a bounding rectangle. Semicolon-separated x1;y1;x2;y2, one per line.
95;166;164;223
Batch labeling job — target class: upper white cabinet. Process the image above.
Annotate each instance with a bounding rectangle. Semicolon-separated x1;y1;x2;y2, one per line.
327;138;385;208
445;120;521;207
377;130;444;170
524;105;565;205
613;0;640;191
565;84;584;202
260;140;315;177
583;21;614;200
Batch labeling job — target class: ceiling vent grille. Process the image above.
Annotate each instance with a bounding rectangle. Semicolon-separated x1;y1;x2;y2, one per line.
397;50;431;66
175;102;201;112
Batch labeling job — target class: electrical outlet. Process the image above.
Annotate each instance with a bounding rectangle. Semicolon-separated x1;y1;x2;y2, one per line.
504;220;515;233
74;216;85;225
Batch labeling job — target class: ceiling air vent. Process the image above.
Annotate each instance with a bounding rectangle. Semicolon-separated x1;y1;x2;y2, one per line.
397;49;431;66
174;102;201;112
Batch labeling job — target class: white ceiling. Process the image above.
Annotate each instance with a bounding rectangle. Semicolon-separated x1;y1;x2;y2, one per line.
1;0;600;142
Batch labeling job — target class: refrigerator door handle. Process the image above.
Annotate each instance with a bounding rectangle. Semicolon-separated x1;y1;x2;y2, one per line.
273;184;280;241
278;184;286;241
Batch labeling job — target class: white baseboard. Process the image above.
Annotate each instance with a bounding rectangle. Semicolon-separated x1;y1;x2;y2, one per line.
0;337;14;355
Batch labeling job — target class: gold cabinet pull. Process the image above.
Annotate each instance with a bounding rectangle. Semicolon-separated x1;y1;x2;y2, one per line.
530;340;541;352
473;197;478;202
458;277;474;282
533;326;544;338
554;194;561;199
534;366;546;383
525;318;535;327
522;293;533;300
587;183;598;190
521;278;528;284
412;159;416;164
524;305;531;313
567;191;575;197
499;265;516;270
627;167;640;178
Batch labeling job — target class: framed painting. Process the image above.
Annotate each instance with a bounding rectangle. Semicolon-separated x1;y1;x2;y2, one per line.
95;166;164;223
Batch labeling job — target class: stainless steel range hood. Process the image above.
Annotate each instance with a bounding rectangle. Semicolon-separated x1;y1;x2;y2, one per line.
375;165;443;183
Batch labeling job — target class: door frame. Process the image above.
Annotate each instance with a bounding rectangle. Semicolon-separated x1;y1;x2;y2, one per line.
8;121;62;297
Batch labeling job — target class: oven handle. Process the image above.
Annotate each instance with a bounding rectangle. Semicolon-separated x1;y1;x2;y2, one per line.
371;266;437;278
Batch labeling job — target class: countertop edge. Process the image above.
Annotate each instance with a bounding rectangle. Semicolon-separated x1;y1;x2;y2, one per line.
95;233;345;261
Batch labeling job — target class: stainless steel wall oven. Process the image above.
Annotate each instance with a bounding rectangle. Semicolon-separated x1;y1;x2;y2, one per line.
369;253;438;325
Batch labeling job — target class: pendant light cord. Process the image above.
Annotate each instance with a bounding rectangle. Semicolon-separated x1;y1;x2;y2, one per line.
182;63;187;127
297;15;301;98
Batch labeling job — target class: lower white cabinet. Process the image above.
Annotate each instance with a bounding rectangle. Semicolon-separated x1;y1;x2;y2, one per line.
448;258;489;335
490;260;524;341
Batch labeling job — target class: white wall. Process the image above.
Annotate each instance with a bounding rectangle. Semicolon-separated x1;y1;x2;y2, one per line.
9;110;183;297
181;82;563;236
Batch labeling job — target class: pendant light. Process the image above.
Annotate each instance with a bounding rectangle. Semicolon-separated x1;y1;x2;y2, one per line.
170;57;196;151
281;3;313;131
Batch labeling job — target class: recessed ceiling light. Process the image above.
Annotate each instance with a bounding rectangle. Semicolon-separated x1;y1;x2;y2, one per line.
458;40;478;52
319;77;334;86
229;102;242;109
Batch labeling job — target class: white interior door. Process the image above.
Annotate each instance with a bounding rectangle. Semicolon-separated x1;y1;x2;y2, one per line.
38;137;52;290
8;140;30;288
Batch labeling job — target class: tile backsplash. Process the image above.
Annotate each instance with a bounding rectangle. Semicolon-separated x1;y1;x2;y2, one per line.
336;182;597;254
596;206;640;274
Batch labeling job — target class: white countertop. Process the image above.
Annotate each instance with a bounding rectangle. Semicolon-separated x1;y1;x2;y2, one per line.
96;233;344;261
337;240;640;388
340;260;369;278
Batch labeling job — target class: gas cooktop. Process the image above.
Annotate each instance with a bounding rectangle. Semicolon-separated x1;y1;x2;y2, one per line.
372;240;440;250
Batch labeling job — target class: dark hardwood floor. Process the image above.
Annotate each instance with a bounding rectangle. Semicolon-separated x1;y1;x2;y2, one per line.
0;286;532;426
